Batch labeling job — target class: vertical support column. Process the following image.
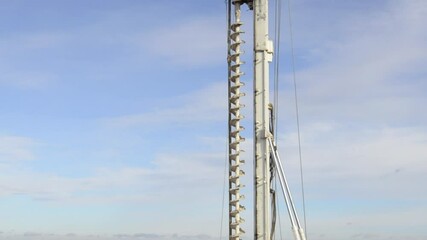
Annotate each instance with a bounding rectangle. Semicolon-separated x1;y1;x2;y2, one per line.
228;1;246;240
253;0;273;240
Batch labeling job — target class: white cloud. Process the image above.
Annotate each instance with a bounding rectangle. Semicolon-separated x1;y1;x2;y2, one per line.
0;32;67;53
0;31;84;90
138;16;226;67
106;82;227;127
0;71;56;89
0;148;228;235
0;136;37;162
0;149;225;203
293;0;427;107
0;32;67;89
279;126;427;195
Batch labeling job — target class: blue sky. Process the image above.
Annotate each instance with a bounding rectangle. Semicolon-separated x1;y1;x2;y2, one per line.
0;0;426;240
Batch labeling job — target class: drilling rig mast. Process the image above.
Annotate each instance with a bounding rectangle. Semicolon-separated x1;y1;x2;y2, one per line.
227;1;307;240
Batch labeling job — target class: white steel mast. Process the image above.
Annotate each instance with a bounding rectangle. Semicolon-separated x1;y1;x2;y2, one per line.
252;1;274;240
227;1;307;240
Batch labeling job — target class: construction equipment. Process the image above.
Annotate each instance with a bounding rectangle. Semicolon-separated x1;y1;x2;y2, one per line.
226;1;307;240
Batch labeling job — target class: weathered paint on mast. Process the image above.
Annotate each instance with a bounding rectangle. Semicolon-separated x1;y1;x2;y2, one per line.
253;0;273;240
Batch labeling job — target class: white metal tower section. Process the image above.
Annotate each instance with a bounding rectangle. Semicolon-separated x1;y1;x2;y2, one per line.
227;1;307;240
252;1;274;240
227;1;246;240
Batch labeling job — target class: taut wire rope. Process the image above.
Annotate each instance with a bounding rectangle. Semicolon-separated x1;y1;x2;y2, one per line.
286;0;308;236
273;0;282;144
273;1;283;239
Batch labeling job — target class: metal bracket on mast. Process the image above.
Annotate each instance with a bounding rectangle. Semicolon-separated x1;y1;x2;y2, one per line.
232;0;254;10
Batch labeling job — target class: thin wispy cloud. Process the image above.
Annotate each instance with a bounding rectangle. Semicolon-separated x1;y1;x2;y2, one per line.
0;136;37;162
106;82;227;127
139;16;226;67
